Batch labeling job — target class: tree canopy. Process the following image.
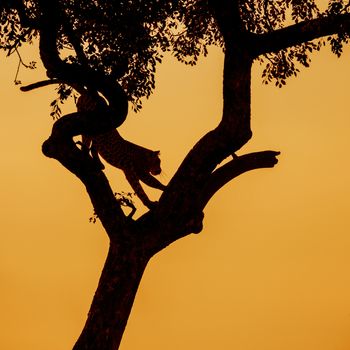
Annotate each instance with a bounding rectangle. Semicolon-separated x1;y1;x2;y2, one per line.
0;0;220;109
0;1;349;105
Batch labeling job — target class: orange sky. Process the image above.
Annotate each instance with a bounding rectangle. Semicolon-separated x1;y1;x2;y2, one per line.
0;27;350;350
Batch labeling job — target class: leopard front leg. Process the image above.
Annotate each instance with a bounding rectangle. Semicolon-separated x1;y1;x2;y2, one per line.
124;170;157;209
138;172;166;191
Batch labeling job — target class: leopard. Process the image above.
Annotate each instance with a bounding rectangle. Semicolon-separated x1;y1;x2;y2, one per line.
78;93;166;209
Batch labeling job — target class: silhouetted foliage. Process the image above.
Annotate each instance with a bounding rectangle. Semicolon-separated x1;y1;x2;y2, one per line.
1;1;347;107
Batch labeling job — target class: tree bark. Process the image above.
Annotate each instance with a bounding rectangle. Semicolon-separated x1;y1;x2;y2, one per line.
73;240;150;350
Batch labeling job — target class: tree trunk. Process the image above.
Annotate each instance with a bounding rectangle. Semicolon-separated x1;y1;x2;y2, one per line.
73;240;150;350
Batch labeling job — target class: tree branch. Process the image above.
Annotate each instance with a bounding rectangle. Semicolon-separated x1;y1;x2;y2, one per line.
252;12;350;57
152;48;254;243
200;151;280;207
61;19;89;67
20;78;60;91
42;137;127;237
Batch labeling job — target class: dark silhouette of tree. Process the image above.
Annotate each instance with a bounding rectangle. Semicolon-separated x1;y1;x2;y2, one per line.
1;1;349;349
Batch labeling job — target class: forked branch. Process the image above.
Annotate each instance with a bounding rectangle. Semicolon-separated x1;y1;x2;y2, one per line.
42;136;127;237
200;151;280;207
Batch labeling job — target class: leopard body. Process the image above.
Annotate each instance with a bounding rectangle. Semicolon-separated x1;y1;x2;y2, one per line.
78;93;165;208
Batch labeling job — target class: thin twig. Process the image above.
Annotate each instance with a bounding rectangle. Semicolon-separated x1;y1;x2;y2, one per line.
15;48;31;68
14;48;36;84
14;59;21;84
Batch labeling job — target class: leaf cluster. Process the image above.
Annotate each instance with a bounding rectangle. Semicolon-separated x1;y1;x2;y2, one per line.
0;0;222;109
261;41;323;87
250;0;349;86
49;83;74;119
326;0;350;56
1;0;349;105
241;0;320;34
0;3;35;52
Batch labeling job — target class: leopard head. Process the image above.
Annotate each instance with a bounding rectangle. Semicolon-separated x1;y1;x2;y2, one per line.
149;151;162;175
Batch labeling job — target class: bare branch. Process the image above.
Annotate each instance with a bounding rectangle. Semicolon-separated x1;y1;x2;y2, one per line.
200;151;280;207
20;78;60;91
252;12;350;57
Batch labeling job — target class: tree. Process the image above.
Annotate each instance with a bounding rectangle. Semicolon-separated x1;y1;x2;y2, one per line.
0;0;349;349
